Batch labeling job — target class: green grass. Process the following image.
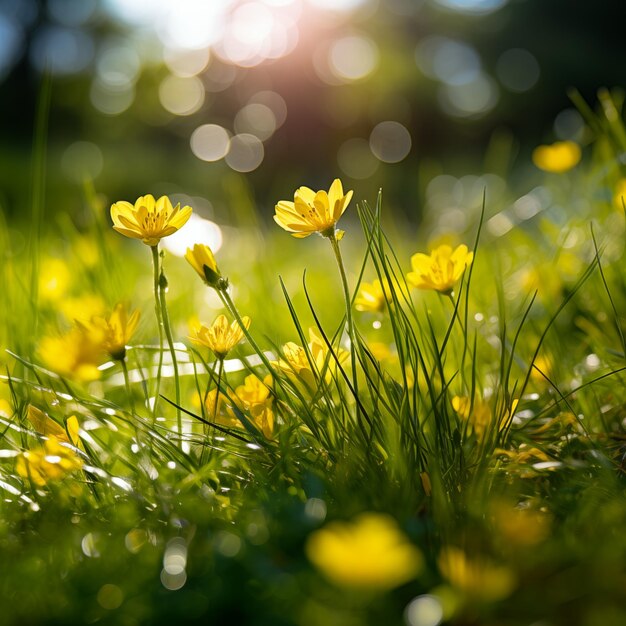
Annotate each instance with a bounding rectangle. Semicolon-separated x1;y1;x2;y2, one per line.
1;92;626;626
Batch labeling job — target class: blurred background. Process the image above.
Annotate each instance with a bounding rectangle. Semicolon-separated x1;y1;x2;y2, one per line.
0;0;624;229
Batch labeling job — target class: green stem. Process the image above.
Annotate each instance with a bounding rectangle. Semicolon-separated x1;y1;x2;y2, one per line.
157;253;183;445
150;245;165;421
200;357;222;467
121;357;141;447
328;234;361;421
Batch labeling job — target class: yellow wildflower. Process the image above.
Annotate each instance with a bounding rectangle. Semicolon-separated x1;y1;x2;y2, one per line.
452;395;517;442
407;244;473;295
39;258;71;302
532;141;581;173
110;194;192;246
25;405;80;446
355;279;390;313
16;437;83;487
494;444;551;465
438;547;515;602
490;501;551;548
185;243;224;288
613;177;626;210
189;314;251;360
276;328;349;391
231;374;274;438
60;295;106;323
274;178;353;239
39;325;104;381
306;513;423;590
204;389;241;430
90;302;141;361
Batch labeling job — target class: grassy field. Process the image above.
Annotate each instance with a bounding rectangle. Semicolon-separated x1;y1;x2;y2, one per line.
1;91;626;626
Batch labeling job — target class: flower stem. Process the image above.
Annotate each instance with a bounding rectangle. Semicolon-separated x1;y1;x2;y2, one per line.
157;253;183;445
150;245;165;421
328;234;361;419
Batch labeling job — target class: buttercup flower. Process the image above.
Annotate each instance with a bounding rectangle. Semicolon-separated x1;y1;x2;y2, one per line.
438;546;515;602
305;513;423;590
26;405;79;446
90;303;140;361
276;328;349;391
355;279;389;313
407;244;473;295
110;194;192;246
16;437;83;487
613;177;626;210
532;141;581;173
185;243;224;288
232;374;274;438
189;314;251;360
39;325;104;381
452;395;518;442
274;178;353;238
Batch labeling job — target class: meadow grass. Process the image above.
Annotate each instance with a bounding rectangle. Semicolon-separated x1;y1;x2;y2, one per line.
1;92;626;626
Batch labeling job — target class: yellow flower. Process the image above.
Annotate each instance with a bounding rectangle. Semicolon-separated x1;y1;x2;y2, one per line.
110;194;192;246
306;513;423;590
231;374;274;438
355;279;389;313
39;325;104;381
189;314;251;360
613;177;626;210
407;244;473;295
25;405;80;446
16;437;83;487
274;178;353;239
60;295;106;323
185;243;224;288
452;395;517;442
204;389;241;430
494;443;551;465
490;501;551;548
532;141;581;173
90;303;141;360
276;328;349;391
39;258;71;302
438;547;515;602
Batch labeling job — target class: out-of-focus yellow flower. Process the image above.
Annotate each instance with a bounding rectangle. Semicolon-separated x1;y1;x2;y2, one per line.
16;437;83;487
306;513;423;590
231;374;274;438
38;325;104;381
25;405;80;446
185;243;224;288
276;328;349;391
39;258;71;302
407;244;473;295
274;179;353;239
494;444;551;465
452;395;517;442
613;178;626;210
110;194;192;246
532;141;581;173
90;302;140;361
189;314;250;360
438;547;515;602
60;295;106;323
490;501;551;548
204;388;241;430
355;279;391;313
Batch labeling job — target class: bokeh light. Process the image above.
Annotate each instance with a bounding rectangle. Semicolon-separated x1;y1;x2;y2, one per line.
61;141;104;183
337;138;379;179
329;34;379;82
225;133;264;172
190;124;231;162
415;36;481;86
235;103;277;140
370;121;412;163
159;75;205;116
162;213;223;257
30;26;94;74
496;48;540;92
